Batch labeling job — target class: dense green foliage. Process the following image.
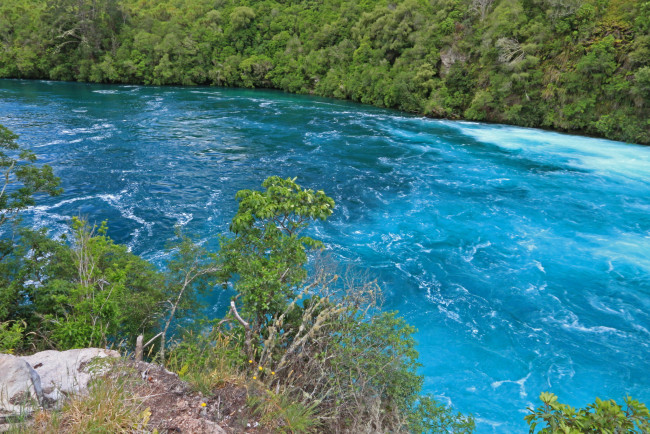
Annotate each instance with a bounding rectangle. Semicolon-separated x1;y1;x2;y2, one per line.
220;176;334;322
0;124;61;227
0;219;169;350
214;176;475;431
526;392;650;433
1;0;648;144
0;124;195;351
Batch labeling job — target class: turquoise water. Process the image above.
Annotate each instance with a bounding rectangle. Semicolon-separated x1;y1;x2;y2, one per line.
1;80;649;432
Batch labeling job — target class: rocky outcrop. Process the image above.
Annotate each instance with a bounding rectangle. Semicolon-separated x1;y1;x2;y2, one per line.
2;350;244;433
0;354;43;420
0;348;119;421
440;46;468;74
20;348;119;405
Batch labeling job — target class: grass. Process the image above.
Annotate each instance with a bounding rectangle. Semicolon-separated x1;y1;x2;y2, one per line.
166;330;245;395
8;360;150;434
247;387;320;434
165;328;320;432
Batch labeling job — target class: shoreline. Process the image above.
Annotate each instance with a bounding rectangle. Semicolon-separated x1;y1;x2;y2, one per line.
2;77;646;147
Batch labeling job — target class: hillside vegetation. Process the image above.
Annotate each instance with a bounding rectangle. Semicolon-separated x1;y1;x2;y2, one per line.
0;0;648;144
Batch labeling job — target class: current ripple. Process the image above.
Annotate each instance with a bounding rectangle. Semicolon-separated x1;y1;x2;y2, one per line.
1;80;649;432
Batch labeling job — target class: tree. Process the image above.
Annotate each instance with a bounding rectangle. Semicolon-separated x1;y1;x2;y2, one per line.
229;6;256;31
219;176;334;329
0;124;62;337
470;0;493;21
0;124;61;229
43;0;123;58
216;177;474;431
496;37;524;65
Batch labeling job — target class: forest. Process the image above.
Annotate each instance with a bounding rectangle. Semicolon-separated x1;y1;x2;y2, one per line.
0;0;648;144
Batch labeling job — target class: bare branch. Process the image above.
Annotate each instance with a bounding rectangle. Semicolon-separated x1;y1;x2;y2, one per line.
230;300;253;358
230;300;250;330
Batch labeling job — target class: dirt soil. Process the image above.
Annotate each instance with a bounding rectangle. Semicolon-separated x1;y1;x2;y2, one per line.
132;361;268;433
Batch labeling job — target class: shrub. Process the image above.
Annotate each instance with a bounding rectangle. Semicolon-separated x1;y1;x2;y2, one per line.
25;218;167;350
217;177;474;432
0;320;25;353
525;392;650;433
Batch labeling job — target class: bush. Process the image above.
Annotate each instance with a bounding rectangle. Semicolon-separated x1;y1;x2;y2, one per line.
230;261;474;432
525;392;650;433
217;177;474;432
20;218;167;351
0;320;24;354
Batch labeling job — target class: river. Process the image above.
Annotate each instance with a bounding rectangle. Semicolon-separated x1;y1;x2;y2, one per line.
1;79;649;432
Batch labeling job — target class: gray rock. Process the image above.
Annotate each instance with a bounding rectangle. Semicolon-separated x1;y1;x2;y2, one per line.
20;348;119;404
0;354;43;420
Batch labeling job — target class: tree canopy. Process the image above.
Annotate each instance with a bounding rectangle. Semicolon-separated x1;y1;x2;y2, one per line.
1;0;648;144
220;176;334;321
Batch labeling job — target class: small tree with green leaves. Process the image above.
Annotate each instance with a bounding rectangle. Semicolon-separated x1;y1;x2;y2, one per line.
0;124;61;314
0;124;61;350
219;176;334;334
